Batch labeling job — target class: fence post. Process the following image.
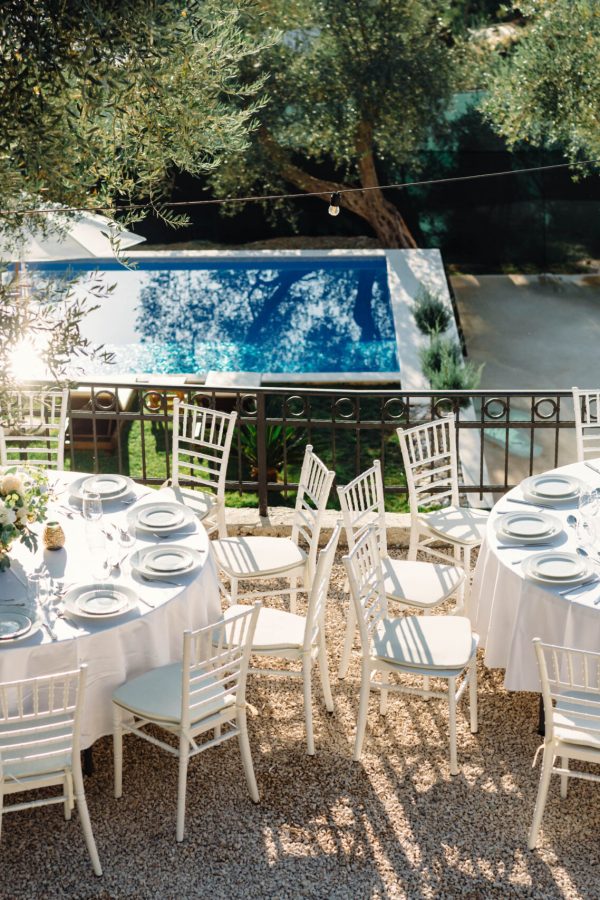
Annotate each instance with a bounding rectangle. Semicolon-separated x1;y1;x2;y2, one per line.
256;392;269;517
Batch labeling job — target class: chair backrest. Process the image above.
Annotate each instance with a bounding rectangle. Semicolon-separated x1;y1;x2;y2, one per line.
0;666;85;782
342;526;388;651
172;399;237;499
397;414;459;515
303;521;342;651
180;603;260;730
571;387;600;462
534;638;600;745
0;389;68;470
290;445;336;583
337;460;387;556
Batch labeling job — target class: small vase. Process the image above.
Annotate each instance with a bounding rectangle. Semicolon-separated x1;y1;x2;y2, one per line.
43;521;65;551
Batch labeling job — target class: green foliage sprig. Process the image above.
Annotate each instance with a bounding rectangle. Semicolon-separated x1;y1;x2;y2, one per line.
413;289;452;336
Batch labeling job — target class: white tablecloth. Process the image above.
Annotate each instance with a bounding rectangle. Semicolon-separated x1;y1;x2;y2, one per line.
469;460;600;691
0;472;221;748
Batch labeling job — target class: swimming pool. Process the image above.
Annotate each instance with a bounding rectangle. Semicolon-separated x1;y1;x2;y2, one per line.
31;253;399;376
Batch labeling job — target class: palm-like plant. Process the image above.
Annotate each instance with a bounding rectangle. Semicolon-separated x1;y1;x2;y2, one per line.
239;424;306;480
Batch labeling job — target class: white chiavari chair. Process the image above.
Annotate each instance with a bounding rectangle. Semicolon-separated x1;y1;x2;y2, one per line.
529;639;600;849
0;665;102;875
0;389;68;470
113;603;261;842
212;444;335;613
221;524;341;755
343;527;478;775
572;387;600;462
397;414;488;609
336;460;465;679
168;398;237;538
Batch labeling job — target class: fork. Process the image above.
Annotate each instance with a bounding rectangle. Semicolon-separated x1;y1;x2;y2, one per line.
140;574;182;587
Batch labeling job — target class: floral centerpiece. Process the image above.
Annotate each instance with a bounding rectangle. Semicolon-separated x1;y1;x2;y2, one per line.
0;467;49;571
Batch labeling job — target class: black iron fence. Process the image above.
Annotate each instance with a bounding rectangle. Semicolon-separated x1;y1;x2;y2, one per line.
62;380;579;516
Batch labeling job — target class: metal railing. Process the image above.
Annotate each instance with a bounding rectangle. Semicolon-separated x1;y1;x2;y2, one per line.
60;380;578;515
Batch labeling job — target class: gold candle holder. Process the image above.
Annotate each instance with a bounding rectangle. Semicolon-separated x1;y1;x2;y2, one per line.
43;521;65;551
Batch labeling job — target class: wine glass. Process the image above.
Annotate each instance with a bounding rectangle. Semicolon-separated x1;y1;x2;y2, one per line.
82;490;103;523
576;516;596;551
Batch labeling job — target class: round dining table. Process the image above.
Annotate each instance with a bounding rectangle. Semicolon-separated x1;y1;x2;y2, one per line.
469;459;600;692
0;472;221;749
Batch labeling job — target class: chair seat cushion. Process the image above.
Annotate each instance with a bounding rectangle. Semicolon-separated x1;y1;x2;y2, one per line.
113;663;233;724
382;558;464;609
165;485;216;520
419;506;489;546
212;536;307;579
224;604;306;651
373;615;477;672
554;691;600;749
0;714;72;780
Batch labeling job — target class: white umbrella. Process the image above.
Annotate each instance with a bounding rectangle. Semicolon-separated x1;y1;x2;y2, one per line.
0;208;145;262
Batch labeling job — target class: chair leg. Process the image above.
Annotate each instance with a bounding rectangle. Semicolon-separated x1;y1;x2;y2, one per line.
176;735;190;842
469;656;478;733
448;676;458;776
528;745;555;850
422;608;431;697
230;577;238;605
237;708;260;803
354;661;372;762
408;525;418;562
289;576;298;614
302;655;315;755
113;705;123;799
379;672;390;716
560;757;569;799
318;636;334;713
338;596;356;680
72;763;102;876
216;501;227;539
64;771;73;820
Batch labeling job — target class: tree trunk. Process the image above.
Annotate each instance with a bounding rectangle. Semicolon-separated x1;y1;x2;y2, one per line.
260;129;417;249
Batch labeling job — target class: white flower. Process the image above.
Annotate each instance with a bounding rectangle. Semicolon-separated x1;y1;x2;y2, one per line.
0;503;17;526
15;507;28;525
2;474;24;496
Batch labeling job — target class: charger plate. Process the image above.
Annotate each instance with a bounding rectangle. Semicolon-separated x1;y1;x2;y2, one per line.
62;583;139;621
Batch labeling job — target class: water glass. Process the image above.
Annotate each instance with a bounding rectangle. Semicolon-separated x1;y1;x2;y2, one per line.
85;524;109;581
576;517;596;550
82;490;103;523
26;572;42;607
114;520;136;554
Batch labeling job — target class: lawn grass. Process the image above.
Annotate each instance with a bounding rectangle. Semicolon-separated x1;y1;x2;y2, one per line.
66;397;410;513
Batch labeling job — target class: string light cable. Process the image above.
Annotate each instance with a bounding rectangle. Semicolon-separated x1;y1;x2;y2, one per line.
1;157;599;219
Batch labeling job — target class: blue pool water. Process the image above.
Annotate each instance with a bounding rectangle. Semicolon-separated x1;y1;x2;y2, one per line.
32;255;399;375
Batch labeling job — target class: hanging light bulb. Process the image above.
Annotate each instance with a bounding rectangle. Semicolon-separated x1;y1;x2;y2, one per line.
328;192;341;216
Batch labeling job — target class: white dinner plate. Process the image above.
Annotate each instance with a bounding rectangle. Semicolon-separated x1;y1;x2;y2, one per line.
145;546;194;573
522;552;591;585
0;606;42;643
130;544;204;581
68;474;134;503
495;512;561;544
0;608;32;640
77;587;129;615
523;474;581;500
129;502;193;535
81;474;129;498
63;583;139;621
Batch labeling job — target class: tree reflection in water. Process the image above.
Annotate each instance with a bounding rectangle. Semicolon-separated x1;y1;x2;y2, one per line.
135;260;398;373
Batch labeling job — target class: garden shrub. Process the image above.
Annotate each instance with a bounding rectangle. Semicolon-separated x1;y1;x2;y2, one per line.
412;288;452;335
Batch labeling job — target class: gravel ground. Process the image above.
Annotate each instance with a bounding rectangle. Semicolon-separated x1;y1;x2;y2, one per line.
3;546;600;900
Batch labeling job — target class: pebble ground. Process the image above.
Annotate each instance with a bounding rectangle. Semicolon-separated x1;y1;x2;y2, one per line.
3;547;600;899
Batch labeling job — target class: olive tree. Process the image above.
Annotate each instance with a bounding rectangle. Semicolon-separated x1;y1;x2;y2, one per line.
210;0;462;247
